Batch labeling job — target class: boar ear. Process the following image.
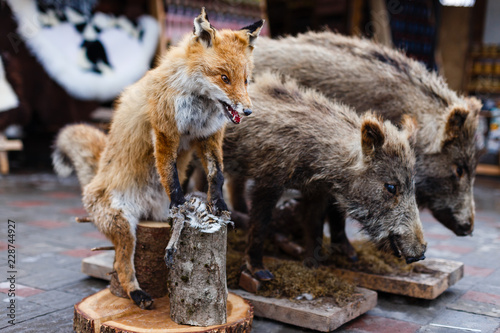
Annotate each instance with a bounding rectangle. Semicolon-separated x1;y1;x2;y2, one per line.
444;107;469;142
401;115;418;147
193;8;216;48
465;96;482;117
240;19;264;48
361;117;385;156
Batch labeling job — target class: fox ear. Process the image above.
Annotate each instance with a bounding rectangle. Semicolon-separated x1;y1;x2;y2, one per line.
361;117;385;157
401;115;418;148
193;8;216;48
240;19;265;48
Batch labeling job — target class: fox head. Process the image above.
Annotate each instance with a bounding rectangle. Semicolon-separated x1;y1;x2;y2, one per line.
185;8;264;124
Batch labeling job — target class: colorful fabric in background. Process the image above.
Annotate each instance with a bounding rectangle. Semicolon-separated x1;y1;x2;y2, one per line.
164;1;269;46
6;0;159;102
386;0;438;71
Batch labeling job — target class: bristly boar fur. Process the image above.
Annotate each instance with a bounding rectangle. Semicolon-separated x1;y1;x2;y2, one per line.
252;31;481;237
223;72;427;280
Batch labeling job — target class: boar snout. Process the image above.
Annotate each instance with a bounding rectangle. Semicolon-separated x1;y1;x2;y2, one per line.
431;207;474;236
389;233;427;264
406;254;426;264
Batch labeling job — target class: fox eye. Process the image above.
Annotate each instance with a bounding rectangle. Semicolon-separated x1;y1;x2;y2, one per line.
221;75;230;84
384;183;397;195
245;78;248;85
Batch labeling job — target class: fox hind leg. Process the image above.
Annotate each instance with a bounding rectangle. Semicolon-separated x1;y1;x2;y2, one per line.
97;211;153;309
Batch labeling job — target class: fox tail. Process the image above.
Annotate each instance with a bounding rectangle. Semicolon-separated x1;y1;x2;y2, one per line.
52;124;107;187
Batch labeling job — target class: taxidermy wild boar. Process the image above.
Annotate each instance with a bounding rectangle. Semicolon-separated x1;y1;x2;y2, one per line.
252;32;481;242
223;72;427;280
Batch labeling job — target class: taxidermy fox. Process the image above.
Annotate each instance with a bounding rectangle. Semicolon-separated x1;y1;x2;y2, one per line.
52;9;264;309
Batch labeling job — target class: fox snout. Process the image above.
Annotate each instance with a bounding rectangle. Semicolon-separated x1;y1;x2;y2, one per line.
243;108;252;116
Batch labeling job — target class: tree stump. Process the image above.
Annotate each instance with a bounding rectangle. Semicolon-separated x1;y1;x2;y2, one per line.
73;289;253;333
109;221;171;299
166;195;231;326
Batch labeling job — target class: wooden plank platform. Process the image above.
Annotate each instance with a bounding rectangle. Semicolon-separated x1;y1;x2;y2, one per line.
476;163;500;176
231;288;377;332
0;134;23;174
83;253;463;300
82;252;377;332
330;258;464;300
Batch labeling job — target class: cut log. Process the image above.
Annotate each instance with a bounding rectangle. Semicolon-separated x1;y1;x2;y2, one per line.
167;196;231;326
108;221;171;299
74;289;253;333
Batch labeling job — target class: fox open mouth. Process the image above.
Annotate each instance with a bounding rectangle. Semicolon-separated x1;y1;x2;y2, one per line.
220;101;241;124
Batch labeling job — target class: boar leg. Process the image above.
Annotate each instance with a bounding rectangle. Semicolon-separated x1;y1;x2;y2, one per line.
227;176;249;214
300;193;329;267
246;183;284;281
327;197;358;262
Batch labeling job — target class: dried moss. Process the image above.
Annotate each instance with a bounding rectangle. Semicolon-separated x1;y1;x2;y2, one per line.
226;232;357;307
327;240;428;276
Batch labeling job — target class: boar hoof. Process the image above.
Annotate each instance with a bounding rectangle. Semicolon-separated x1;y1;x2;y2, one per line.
347;253;359;262
254;269;274;281
405;254;426;264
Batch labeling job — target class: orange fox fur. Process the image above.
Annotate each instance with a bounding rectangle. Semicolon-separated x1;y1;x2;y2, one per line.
53;9;263;309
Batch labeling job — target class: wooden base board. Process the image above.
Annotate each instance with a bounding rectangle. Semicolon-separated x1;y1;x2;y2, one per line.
82;253;463;300
476;163;500;176
82;252;377;332
82;251;114;281
330;258;464;300
74;289;253;333
231;288;376;332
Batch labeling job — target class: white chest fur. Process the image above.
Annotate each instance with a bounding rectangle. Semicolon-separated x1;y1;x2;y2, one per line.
174;94;227;142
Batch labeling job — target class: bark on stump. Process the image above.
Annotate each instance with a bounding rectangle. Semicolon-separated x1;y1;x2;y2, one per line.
166;195;231;326
110;221;171;299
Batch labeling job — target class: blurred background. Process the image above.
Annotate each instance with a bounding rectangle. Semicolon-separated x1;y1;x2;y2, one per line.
0;0;499;176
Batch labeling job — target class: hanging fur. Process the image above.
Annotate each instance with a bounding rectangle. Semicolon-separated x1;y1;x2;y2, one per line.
6;0;159;102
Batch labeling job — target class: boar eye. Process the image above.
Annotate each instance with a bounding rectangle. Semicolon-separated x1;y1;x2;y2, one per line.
384;183;397;195
221;75;230;84
455;166;464;178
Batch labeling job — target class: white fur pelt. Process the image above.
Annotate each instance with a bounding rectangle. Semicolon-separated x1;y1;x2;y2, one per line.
6;0;159;102
0;56;19;112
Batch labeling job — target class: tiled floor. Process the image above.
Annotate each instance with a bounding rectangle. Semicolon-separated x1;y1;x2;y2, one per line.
0;173;499;332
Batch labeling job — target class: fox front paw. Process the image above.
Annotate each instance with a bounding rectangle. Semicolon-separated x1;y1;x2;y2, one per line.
130;290;154;310
169;196;186;209
209;198;228;216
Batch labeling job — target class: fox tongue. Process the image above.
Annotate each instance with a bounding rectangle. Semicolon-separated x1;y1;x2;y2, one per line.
232;110;241;124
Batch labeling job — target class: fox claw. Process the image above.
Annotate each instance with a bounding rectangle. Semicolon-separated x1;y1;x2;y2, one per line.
254;269;274;281
210;198;228;216
130;290;154;310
